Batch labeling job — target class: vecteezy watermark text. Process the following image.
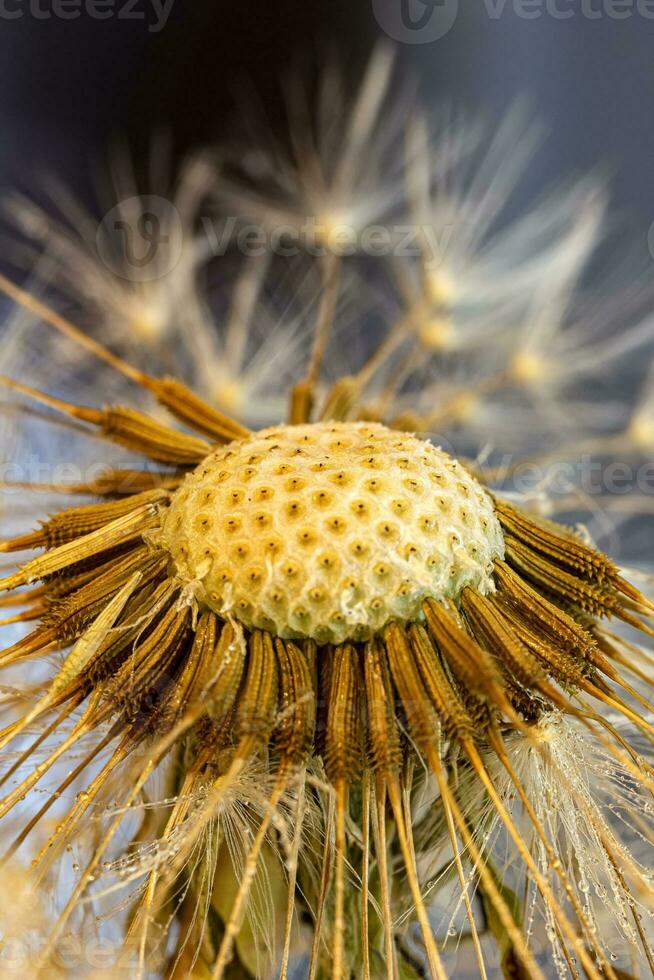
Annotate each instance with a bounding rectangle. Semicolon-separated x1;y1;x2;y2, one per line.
4;455;654;499
0;0;174;31
483;0;654;19
0;931;148;972
94;196;457;279
201;216;454;265
373;0;654;44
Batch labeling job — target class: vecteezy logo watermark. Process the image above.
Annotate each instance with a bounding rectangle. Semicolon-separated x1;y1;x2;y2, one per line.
96;195;184;282
0;0;174;32
372;0;459;42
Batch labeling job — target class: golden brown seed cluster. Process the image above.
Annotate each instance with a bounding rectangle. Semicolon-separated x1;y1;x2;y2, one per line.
158;422;504;644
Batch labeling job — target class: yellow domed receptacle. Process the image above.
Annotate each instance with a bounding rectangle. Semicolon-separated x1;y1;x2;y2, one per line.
158;422;504;645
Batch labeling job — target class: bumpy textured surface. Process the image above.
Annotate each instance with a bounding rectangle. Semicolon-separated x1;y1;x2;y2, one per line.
158;422;504;644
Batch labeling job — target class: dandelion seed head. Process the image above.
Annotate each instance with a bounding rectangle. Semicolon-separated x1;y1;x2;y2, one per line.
423;268;458;308
511;350;546;385
628;407;654;451
123;295;171;342
417;315;454;352
313;209;353;245
211;374;248;415
158;421;504;643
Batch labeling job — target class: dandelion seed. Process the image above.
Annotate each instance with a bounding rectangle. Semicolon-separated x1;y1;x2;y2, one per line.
4;142;214;355
218;45;404;253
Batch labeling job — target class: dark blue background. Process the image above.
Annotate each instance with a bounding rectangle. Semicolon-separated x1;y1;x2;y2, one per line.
0;2;651;247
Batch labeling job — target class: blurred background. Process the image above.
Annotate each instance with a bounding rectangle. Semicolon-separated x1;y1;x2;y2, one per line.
1;0;654;262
